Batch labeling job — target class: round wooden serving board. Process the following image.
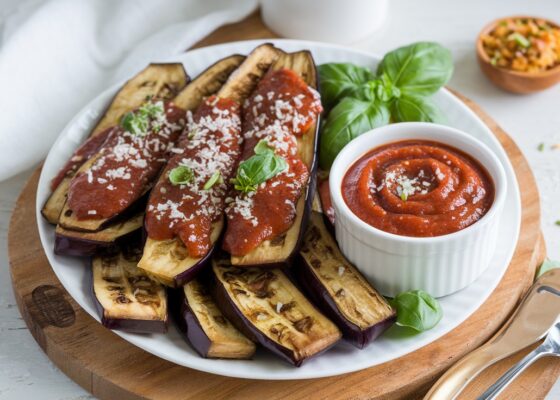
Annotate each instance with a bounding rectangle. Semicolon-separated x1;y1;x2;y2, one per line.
8;12;560;400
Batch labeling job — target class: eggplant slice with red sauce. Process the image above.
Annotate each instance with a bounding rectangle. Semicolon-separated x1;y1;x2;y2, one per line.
92;244;168;333
228;50;321;268
212;256;341;366
175;279;256;359
42;63;189;225
139;44;280;287
296;211;396;348
54;55;246;256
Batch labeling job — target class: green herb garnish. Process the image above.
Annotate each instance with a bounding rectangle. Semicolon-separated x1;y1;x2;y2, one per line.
169;165;194;185
400;192;408;201
389;290;443;332
231;140;287;193
318;42;453;169
556;220;560;226
120;100;165;136
538;142;545;151
204;171;222;190
508;32;531;48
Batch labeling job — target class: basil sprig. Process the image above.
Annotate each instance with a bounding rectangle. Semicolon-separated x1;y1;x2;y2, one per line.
231;140;287;193
318;42;453;169
204;171;222;190
120;101;165;136
169;165;194;185
389;290;443;332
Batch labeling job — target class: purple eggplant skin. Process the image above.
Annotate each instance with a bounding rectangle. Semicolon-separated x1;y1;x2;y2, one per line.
172;246;215;287
171;289;213;358
54;228;140;257
90;267;168;334
55;233;117;257
295;258;396;349
211;268;338;367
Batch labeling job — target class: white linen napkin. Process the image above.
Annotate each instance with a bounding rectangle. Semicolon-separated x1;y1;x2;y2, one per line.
0;0;257;181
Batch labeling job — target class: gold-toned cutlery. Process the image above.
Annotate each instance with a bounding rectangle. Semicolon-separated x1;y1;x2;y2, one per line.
478;320;560;399
424;268;560;399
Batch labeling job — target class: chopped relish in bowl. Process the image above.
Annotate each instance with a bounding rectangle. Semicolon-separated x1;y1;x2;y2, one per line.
482;17;560;73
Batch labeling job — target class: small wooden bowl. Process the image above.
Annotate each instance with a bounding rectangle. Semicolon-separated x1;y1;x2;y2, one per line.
476;16;560;94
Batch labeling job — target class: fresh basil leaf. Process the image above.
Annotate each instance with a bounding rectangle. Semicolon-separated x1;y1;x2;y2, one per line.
203;171;222;190
377;42;453;96
169;165;194;185
253;139;275;155
537;259;560;277
120;100;165;136
389;290;442;332
392;94;446;123
319;97;390;170
232;141;287;193
318;63;375;111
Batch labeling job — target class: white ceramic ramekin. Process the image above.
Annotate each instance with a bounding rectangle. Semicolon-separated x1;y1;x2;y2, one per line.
329;122;507;298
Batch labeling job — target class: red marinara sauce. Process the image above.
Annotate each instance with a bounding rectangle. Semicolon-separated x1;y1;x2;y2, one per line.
50;127;115;191
145;96;242;257
66;101;185;220
342;140;494;237
222;68;322;256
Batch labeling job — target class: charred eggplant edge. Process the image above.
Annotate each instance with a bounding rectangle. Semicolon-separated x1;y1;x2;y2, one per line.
91;254;168;334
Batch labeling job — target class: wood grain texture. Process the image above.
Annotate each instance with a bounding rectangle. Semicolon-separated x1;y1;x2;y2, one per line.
7;11;560;400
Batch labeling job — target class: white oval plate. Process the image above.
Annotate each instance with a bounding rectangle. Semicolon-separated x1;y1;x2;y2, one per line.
36;39;521;380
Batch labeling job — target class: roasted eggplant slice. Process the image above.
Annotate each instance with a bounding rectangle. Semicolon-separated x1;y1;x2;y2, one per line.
230;51;320;267
175;279;256;359
140;219;223;287
54;213;143;256
212;257;341;366
172;54;245;110
92;245;168;333
139;45;280;287
297;212;396;348
42;63;189;225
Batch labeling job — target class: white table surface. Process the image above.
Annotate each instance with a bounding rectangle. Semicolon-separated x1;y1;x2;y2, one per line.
1;0;560;399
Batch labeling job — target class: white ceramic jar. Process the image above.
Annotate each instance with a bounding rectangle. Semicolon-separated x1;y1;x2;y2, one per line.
260;0;389;44
329;123;507;297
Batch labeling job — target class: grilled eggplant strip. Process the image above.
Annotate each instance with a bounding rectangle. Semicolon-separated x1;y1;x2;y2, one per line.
54;213;143;256
42;63;189;225
173;54;245;111
175;279;256;359
92;245;168;333
212;257;341;366
297;212;396;348
139;44;280;287
230;51;320;267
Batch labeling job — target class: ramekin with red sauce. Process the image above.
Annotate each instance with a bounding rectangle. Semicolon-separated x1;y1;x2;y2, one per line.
329;123;507;297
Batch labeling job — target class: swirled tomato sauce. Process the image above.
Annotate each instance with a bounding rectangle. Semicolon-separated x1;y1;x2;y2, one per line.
222;68;322;256
67;101;185;220
145;96;242;257
342;140;494;237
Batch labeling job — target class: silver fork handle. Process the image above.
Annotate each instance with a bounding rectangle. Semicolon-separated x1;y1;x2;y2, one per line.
477;344;553;400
